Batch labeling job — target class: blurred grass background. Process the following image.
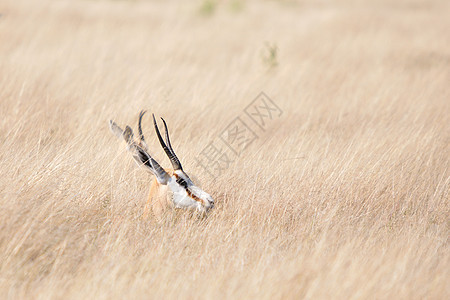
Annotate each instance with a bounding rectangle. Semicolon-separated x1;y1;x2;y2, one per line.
0;0;449;298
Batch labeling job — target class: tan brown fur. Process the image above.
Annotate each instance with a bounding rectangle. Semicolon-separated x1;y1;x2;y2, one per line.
143;169;174;220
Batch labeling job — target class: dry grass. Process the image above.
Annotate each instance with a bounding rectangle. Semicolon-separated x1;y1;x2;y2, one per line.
0;0;449;299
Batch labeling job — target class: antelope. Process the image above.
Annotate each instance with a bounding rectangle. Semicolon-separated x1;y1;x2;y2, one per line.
109;111;214;218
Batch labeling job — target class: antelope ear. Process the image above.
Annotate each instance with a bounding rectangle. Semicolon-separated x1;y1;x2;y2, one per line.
109;120;124;138
131;144;171;185
123;126;134;144
109;114;170;185
109;120;134;145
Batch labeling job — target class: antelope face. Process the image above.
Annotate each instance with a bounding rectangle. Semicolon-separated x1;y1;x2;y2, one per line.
109;110;215;214
169;170;214;212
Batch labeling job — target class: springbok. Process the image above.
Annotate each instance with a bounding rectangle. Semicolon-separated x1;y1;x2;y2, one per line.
109;111;214;218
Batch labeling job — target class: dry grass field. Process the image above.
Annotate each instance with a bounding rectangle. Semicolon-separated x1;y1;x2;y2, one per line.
0;0;449;299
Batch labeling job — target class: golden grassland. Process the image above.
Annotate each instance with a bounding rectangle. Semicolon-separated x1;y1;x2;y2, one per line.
0;0;449;298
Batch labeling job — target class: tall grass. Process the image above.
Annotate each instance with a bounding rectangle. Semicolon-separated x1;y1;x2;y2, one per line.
0;0;448;299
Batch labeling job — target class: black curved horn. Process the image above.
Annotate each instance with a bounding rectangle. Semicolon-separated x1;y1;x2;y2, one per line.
152;114;183;170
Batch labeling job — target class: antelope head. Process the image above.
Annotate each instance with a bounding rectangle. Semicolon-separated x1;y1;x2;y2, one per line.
109;111;214;213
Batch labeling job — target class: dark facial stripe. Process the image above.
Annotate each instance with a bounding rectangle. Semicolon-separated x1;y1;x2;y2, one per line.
173;173;204;204
173;173;188;188
186;188;204;204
